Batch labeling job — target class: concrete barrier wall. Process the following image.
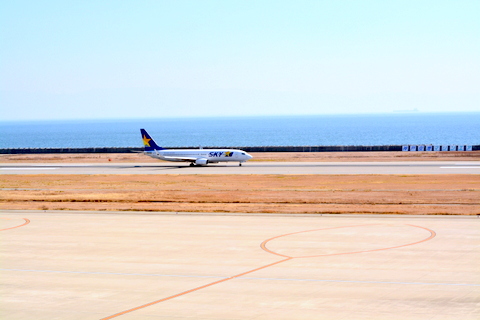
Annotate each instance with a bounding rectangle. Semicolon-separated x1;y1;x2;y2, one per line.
1;145;478;154
0;147;144;154
240;145;405;152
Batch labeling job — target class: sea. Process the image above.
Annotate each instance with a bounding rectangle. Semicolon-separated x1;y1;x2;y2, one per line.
0;113;479;149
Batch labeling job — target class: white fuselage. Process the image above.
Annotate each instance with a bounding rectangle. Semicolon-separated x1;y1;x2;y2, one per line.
144;149;252;165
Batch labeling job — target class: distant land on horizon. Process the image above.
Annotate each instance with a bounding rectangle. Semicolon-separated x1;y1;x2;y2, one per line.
2;110;480;123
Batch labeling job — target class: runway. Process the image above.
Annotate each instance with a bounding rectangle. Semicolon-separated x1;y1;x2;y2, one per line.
1;210;479;319
1;161;480;174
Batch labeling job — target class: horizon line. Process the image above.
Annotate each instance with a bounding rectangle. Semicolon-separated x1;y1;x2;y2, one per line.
2;111;480;123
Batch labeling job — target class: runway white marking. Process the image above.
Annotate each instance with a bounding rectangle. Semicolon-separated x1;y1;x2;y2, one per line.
2;268;478;287
0;167;57;170
2;161;480;174
440;167;480;169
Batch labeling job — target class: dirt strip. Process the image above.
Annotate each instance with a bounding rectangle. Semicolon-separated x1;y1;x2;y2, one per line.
1;174;478;215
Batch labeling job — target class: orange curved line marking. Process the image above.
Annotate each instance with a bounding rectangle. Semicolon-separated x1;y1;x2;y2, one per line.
260;224;379;258
261;223;436;259
100;257;292;320
101;223;436;319
0;218;30;231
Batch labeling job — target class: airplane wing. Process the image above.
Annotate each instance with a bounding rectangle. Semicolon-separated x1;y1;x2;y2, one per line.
162;156;199;162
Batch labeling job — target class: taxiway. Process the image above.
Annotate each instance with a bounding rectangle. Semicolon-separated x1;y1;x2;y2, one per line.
1;210;479;319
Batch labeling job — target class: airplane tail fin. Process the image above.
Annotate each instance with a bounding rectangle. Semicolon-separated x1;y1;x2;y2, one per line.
140;129;165;151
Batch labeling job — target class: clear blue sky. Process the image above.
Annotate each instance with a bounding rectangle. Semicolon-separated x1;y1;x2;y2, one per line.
1;0;479;121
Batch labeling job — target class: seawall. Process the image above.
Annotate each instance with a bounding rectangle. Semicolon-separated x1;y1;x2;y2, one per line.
1;145;479;154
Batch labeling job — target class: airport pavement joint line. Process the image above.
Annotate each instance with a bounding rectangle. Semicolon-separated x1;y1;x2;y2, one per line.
100;223;436;320
4;268;476;287
0;217;30;231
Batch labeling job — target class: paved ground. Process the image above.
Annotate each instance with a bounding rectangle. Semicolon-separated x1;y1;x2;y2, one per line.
1;210;479;319
1;161;480;174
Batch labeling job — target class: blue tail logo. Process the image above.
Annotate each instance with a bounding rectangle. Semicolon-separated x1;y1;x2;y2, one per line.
140;129;165;151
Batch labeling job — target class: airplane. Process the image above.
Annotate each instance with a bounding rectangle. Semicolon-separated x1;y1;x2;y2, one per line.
140;129;253;166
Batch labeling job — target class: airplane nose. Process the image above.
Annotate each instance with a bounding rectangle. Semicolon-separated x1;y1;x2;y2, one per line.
247;153;253;159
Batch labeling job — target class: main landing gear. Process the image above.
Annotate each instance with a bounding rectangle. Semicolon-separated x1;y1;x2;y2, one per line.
189;163;195;167
239;162;242;166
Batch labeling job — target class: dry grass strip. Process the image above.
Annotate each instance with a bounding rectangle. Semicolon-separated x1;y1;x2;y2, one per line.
1;174;478;215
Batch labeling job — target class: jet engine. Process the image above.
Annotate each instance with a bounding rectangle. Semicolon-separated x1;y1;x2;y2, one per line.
195;158;209;165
